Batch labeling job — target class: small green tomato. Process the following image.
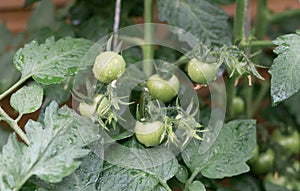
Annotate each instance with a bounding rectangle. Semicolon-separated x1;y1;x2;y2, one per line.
92;51;126;83
232;96;245;115
187;58;218;84
78;94;109;118
146;74;180;103
135;121;164;147
271;128;300;155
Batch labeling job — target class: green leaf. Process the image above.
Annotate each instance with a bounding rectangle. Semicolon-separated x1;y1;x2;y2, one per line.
14;37;93;85
188;181;206;191
283;91;300;125
105;144;179;181
97;162;160;191
269;32;300;104
32;142;104;191
0;102;100;190
182;119;256;179
175;164;189;183
97;143;179;190
156;0;232;45
10;84;43;114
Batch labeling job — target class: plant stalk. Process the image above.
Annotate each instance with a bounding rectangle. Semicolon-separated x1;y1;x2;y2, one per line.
229;0;248;117
0;76;30;101
226;77;236;118
270;8;300;23
0;107;30;145
159;180;172;191
143;0;154;77
184;167;202;191
249;81;269;116
233;0;247;43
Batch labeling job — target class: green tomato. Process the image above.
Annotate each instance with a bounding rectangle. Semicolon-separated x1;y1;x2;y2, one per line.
78;94;109;118
250;149;275;175
92;51;126;83
187;58;218;84
272;128;300;155
264;173;288;188
146;74;180;103
232;96;245;115
247;144;259;165
135;121;164;147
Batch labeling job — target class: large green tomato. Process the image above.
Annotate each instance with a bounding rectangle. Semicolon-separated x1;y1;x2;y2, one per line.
146;74;180;103
92;51;126;83
250;148;275;175
272;128;300;155
135;121;164;147
187;58;218;84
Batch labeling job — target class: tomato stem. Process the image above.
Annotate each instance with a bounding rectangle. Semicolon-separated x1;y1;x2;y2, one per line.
184;167;202;191
249;81;269;116
0;76;30;101
159;180;172;191
0;107;30;145
270;8;300;23
233;0;247;43
143;0;154;77
226;77;237;118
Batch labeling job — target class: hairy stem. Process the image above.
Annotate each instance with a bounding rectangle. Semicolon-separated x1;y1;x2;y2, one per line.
240;40;274;48
113;0;122;50
0;76;30;101
0;107;30;145
249;81;269;116
226;77;236;118
159;180;172;191
270;8;300;23
233;0;248;43
184;167;202;191
143;0;154;77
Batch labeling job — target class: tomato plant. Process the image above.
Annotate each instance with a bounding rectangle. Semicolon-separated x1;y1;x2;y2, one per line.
0;0;299;191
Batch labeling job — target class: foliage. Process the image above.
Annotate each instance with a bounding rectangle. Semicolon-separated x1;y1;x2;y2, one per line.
0;0;300;190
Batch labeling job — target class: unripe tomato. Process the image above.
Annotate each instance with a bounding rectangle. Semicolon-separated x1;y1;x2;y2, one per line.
264;173;288;188
146;74;180;103
78;94;109;118
135;121;164;147
92;51;126;83
232;96;245;115
250;149;275;175
187;58;218;84
247;144;259;165
272;128;300;155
